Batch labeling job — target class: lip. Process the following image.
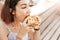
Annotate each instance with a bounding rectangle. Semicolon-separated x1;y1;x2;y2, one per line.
24;13;30;20
26;13;30;17
25;15;30;18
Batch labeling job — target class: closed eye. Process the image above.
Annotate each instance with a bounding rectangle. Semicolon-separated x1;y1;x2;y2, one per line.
30;5;34;7
21;4;27;9
21;6;26;9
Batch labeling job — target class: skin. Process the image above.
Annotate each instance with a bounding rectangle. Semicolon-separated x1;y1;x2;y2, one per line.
0;0;40;40
10;0;35;39
14;0;33;22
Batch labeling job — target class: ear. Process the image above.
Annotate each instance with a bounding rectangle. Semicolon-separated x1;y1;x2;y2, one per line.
12;10;16;15
10;8;15;15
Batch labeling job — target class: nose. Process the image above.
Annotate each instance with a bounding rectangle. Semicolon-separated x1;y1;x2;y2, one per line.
26;9;31;16
26;9;31;14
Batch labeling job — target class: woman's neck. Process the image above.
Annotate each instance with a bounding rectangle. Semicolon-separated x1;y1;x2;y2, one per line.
14;16;25;23
9;18;21;26
8;17;22;33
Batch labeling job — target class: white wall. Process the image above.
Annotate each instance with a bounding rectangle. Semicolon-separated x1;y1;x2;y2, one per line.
30;0;60;16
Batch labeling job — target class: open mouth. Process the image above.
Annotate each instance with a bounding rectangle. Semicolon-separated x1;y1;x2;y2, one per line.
24;15;30;20
25;15;29;19
25;13;30;18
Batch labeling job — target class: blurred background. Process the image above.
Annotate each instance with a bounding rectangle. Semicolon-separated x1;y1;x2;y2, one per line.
0;0;60;40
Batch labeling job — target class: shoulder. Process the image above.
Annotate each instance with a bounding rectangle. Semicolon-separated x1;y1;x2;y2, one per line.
0;25;8;40
0;20;6;30
0;20;4;30
0;20;9;36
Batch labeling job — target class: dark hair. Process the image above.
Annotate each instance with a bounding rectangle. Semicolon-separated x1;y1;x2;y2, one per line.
1;0;20;24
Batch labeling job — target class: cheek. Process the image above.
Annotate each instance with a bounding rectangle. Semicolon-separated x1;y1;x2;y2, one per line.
16;10;26;18
20;9;27;14
16;7;27;18
17;8;26;14
16;6;28;14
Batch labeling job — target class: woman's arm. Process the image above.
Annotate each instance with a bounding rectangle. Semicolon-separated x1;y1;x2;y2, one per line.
28;30;40;40
0;26;8;40
33;30;40;40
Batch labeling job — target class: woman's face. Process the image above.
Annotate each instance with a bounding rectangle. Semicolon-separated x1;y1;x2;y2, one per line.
15;0;34;22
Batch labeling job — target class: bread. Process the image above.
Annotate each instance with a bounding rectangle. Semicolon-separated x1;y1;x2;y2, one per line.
24;16;41;29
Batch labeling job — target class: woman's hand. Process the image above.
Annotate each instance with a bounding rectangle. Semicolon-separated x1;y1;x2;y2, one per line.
22;22;35;32
23;16;41;40
23;16;41;32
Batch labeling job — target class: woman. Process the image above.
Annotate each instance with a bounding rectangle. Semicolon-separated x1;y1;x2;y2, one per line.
0;0;40;40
